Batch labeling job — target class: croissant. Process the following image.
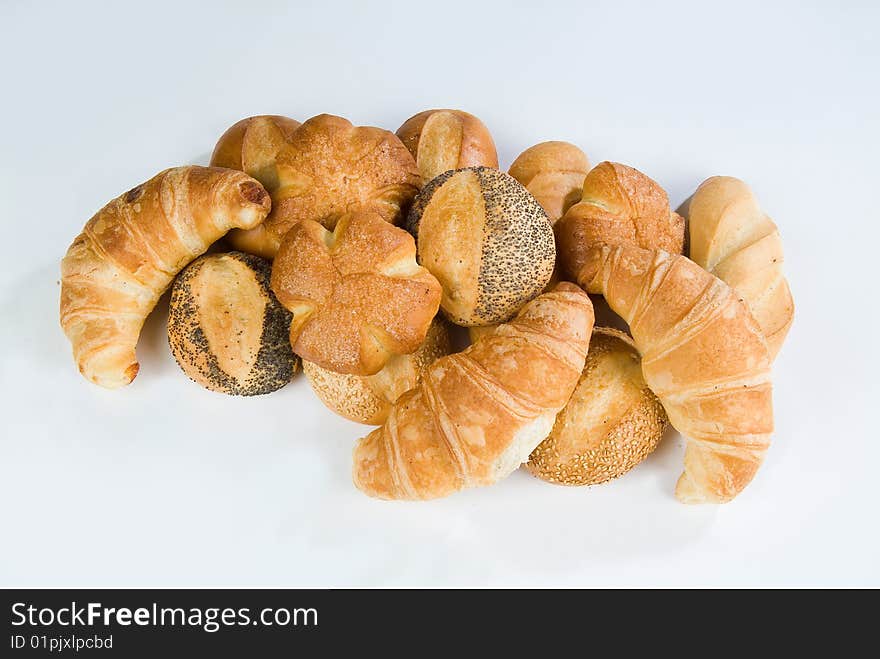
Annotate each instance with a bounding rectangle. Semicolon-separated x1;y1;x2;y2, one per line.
60;166;271;388
352;283;594;500
685;176;794;358
567;243;773;503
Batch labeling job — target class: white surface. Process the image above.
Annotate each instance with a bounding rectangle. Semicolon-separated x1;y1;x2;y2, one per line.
1;0;878;588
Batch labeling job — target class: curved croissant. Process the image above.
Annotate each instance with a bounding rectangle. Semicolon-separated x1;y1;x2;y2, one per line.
60;166;271;388
353;283;594;500
685;176;794;358
571;244;773;503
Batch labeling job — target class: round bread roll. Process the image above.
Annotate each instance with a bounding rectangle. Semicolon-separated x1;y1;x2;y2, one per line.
527;327;667;485
303;318;453;425
509;141;590;223
210;114;302;174
396;109;498;183
407;166;555;326
168;252;298;395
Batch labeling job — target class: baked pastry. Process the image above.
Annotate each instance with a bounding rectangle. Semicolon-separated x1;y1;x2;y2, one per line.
168;252;298;395
210;115;301;259
210;114;302;175
270;208;442;375
353;283;594;500
527;327;667;485
304;318;452;425
216;113;420;258
60;166;271;388
685;176;794;358
396;109;498;183
556;162;685;276
407;166;555;326
568;243;773;504
509;141;590;223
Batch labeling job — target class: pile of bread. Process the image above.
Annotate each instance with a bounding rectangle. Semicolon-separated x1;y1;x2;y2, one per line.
59;110;793;504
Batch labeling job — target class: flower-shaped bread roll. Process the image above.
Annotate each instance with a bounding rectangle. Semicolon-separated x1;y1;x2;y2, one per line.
271;209;442;375
213;113;421;258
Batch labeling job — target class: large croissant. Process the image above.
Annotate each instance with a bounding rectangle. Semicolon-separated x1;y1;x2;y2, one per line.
353;283;594;500
60;166;271;388
685;176;794;359
569;243;773;503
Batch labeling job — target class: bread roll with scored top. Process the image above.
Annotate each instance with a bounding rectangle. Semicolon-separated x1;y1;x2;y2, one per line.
396;109;498;183
407;166;555;326
210;115;301;175
168;252;298;395
509;141;590;223
527;327;667;486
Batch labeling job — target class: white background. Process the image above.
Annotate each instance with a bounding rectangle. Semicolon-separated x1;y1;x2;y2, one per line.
1;0;877;587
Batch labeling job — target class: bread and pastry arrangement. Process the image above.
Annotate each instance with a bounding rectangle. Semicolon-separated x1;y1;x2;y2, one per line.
60;109;794;504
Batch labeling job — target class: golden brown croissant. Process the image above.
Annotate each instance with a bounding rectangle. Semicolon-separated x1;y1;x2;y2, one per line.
60;166;271;388
568;243;773;503
685;176;794;358
352;283;594;500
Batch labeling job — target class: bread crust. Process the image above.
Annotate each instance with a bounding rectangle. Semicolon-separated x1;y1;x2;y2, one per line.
527;327;667;485
396;109;498;183
60;166;271;388
271;208;442;375
168;252;298;396
214;114;420;258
